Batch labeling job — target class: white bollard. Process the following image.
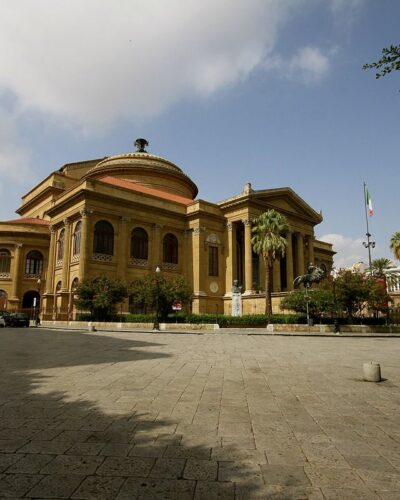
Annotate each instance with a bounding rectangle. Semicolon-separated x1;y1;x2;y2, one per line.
88;322;94;332
363;362;381;382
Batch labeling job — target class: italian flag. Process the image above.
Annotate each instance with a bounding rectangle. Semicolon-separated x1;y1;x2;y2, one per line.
366;189;373;217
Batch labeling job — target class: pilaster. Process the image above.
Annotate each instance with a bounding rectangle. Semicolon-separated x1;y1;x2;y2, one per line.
192;226;206;295
79;208;90;280
61;218;72;292
10;243;23;303
117;217;129;278
45;226;56;294
152;223;163;268
243;219;254;294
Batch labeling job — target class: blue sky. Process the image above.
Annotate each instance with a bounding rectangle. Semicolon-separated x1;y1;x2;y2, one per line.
0;0;399;267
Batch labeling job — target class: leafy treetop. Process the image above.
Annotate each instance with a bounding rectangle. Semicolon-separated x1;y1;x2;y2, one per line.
363;45;400;79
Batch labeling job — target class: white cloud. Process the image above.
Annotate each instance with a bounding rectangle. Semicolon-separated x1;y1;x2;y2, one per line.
264;45;332;85
286;46;331;84
0;0;301;132
0;111;31;183
319;233;379;269
0;1;368;133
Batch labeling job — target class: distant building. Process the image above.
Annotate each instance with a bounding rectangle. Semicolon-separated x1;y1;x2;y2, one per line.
0;140;334;318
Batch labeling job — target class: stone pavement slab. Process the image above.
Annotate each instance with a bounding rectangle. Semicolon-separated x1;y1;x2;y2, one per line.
1;327;400;498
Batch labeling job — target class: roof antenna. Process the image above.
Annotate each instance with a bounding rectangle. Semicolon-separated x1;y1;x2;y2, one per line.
134;138;149;153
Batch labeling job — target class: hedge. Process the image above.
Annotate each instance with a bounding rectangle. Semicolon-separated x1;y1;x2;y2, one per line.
75;312;388;326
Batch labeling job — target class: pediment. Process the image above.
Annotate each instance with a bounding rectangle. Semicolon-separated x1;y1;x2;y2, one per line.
250;187;322;224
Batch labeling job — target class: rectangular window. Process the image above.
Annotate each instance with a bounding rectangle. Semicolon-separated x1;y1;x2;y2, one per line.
208;246;219;276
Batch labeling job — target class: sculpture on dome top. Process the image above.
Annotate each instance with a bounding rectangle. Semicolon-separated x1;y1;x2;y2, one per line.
134;138;149;153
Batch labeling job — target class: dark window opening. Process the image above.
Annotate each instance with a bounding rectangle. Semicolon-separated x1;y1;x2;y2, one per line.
0;249;11;273
73;222;82;256
57;229;65;260
25;250;43;275
93;220;114;255
163;233;178;264
131;228;148;260
208;246;219;276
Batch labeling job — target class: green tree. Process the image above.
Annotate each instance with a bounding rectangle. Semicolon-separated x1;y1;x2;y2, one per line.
334;270;370;320
363;45;400;79
128;272;192;321
282;271;390;322
368;278;390;318
390;231;400;260
251;209;289;321
281;281;334;321
75;275;127;320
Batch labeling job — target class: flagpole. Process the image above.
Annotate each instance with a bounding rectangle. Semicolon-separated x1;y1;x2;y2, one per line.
363;182;373;274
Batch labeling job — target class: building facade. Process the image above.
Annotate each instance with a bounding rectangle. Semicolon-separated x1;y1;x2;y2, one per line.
0;141;334;318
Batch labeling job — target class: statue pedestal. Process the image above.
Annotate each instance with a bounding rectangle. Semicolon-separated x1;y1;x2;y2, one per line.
232;292;242;317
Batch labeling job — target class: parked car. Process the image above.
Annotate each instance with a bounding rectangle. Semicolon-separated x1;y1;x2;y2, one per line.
0;311;11;327
9;313;30;327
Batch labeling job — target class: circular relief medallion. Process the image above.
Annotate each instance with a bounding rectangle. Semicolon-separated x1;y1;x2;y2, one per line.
209;281;219;293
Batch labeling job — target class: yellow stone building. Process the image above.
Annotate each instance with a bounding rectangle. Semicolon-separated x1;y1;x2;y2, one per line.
0;140;334;318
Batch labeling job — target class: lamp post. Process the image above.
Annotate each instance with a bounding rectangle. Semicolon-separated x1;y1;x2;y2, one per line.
153;266;161;331
36;277;42;326
362;234;375;275
331;268;339;334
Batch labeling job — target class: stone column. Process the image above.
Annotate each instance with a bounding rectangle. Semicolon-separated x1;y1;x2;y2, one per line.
79;208;90;281
285;231;294;290
10;243;23;302
225;222;237;295
45;226;56;294
273;259;281;292
296;232;305;277
243;219;253;294
307;235;315;265
61;218;72;291
117;217;129;278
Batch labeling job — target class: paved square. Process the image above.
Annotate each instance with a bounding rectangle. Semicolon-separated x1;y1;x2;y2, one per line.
1;327;400;498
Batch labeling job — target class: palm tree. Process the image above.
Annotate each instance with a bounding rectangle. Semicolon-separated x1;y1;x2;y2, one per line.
370;257;400;290
390;232;400;260
251;209;289;321
371;258;395;278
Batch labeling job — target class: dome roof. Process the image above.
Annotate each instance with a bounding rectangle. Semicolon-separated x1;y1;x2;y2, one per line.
84;148;198;200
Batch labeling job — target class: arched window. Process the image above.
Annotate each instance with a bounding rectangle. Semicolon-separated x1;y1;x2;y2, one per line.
71;277;79;291
25;250;43;275
22;290;40;309
0;249;11;274
55;281;62;293
73;222;82;256
0;290;7;310
57;229;65;260
93;220;114;255
131;227;148;260
163;233;178;264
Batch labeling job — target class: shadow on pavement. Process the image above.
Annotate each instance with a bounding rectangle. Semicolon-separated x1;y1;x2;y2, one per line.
0;328;267;499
